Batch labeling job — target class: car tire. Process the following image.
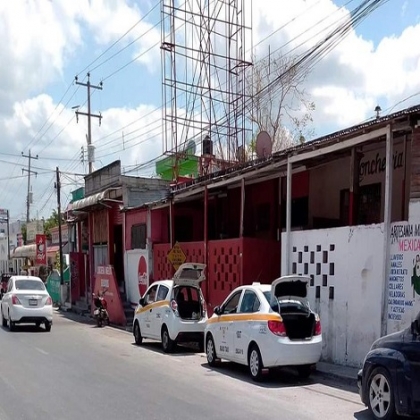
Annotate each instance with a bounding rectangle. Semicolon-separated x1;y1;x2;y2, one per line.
1;309;6;327
248;344;264;382
161;325;175;353
297;364;312;379
367;367;395;420
7;312;15;332
206;334;219;367
133;322;143;345
45;322;52;332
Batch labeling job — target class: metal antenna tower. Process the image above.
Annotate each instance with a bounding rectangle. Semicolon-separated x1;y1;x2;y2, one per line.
161;0;253;179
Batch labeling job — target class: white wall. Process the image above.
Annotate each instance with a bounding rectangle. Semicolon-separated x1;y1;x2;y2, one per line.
124;249;150;307
282;224;385;367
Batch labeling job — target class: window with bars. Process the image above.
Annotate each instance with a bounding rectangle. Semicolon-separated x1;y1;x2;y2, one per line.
131;224;146;249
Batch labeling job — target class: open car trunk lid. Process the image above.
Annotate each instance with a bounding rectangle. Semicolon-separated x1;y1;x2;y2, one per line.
173;263;206;287
271;276;316;340
271;275;310;299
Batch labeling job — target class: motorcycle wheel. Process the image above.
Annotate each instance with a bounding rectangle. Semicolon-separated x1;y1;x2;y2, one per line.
97;317;102;328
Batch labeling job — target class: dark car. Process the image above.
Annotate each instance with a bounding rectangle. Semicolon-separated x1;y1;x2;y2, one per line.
358;312;420;420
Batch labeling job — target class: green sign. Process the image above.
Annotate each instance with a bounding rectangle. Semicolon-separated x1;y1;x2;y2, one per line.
46;270;61;304
155;154;199;180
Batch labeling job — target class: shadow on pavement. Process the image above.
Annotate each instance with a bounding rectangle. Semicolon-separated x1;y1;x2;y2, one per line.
201;360;360;393
131;340;202;357
1;324;48;333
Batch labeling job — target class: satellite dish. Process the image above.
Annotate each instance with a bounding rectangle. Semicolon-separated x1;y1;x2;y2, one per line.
255;131;272;159
186;140;196;155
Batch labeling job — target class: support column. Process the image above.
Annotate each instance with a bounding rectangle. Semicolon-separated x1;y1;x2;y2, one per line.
169;200;174;247
239;179;245;238
204;187;209;302
77;221;82;253
88;212;94;298
381;124;393;337
349;148;361;225
285;159;292;275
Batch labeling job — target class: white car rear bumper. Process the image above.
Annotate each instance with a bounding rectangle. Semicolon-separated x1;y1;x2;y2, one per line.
261;335;323;368
10;305;53;323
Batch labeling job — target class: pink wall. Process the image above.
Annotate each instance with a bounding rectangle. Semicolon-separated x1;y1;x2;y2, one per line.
125;209;147;250
151;208;169;243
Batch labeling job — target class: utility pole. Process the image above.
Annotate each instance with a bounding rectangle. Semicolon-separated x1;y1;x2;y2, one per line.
22;149;38;223
75;73;103;174
55;167;64;285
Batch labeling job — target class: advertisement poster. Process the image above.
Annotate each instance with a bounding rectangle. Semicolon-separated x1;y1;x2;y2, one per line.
388;223;420;333
125;250;149;307
35;234;47;265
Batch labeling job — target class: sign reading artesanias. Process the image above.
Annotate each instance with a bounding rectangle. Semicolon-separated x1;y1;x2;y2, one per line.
388;223;420;332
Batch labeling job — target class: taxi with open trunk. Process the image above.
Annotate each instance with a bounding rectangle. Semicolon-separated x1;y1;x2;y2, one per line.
133;263;208;353
204;275;322;381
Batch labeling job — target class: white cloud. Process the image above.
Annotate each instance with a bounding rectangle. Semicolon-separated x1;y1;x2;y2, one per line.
1;0;420;219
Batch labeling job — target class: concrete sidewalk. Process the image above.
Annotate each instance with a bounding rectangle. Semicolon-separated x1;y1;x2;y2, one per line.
314;361;359;387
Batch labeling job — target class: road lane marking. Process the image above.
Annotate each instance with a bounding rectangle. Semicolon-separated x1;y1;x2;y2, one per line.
35;347;49;355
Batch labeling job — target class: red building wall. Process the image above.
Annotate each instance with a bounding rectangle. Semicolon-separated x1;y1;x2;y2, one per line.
125;209;147;250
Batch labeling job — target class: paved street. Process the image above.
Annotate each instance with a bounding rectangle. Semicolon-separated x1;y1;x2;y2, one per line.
0;310;369;420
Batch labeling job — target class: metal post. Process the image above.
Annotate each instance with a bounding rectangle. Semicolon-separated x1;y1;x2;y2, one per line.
6;210;10;268
285;159;292;275
239;179;245;237
381;125;393;337
56;167;64;285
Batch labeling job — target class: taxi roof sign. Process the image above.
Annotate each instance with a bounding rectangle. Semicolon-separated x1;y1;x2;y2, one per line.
167;242;187;270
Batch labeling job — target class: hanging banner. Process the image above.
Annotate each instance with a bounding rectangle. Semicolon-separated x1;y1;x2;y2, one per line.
35;234;47;265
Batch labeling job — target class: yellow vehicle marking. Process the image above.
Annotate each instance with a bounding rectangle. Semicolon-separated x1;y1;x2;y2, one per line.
135;300;169;315
207;313;281;324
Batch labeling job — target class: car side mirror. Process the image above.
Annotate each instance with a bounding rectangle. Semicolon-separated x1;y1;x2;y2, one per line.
411;320;419;337
139;298;145;306
213;306;221;316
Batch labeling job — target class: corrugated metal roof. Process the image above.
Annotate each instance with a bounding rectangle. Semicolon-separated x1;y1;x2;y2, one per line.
171;104;420;194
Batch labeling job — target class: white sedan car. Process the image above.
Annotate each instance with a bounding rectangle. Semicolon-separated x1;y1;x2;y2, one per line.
133;263;208;352
204;275;322;381
1;275;53;332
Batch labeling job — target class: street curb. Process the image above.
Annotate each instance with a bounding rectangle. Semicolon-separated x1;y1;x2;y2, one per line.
313;368;358;388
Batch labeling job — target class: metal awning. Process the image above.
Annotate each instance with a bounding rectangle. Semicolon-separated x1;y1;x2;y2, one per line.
72;191;106;211
12;244;36;259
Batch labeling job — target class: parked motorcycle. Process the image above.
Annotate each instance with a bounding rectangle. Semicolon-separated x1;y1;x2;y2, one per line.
92;291;110;327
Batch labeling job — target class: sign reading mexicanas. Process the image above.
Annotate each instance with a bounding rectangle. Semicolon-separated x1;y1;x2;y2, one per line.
388;223;420;333
35;234;47;265
167;242;186;270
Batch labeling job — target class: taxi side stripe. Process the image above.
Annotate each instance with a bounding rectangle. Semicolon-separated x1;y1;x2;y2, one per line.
135;300;169;315
206;313;281;324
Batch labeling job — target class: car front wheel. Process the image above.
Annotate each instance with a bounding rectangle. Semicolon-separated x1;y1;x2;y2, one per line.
367;367;395;420
206;334;218;367
133;322;143;345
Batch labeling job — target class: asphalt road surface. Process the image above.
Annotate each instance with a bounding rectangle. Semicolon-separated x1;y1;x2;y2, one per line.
0;310;370;420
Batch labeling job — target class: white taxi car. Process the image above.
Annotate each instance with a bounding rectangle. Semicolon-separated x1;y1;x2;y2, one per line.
1;275;53;332
204;275;322;381
133;263;208;353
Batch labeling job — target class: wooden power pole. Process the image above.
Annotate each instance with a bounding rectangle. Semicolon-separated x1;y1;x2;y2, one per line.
74;73;103;174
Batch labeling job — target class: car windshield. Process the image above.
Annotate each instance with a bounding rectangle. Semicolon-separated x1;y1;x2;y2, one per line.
263;291;308;314
15;280;45;291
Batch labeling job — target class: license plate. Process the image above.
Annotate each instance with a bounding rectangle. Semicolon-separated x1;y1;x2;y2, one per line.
29;299;38;306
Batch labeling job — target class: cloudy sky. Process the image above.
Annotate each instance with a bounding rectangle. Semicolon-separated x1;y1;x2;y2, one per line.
0;0;419;222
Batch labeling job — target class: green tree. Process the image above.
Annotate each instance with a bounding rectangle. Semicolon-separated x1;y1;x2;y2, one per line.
44;209;59;240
